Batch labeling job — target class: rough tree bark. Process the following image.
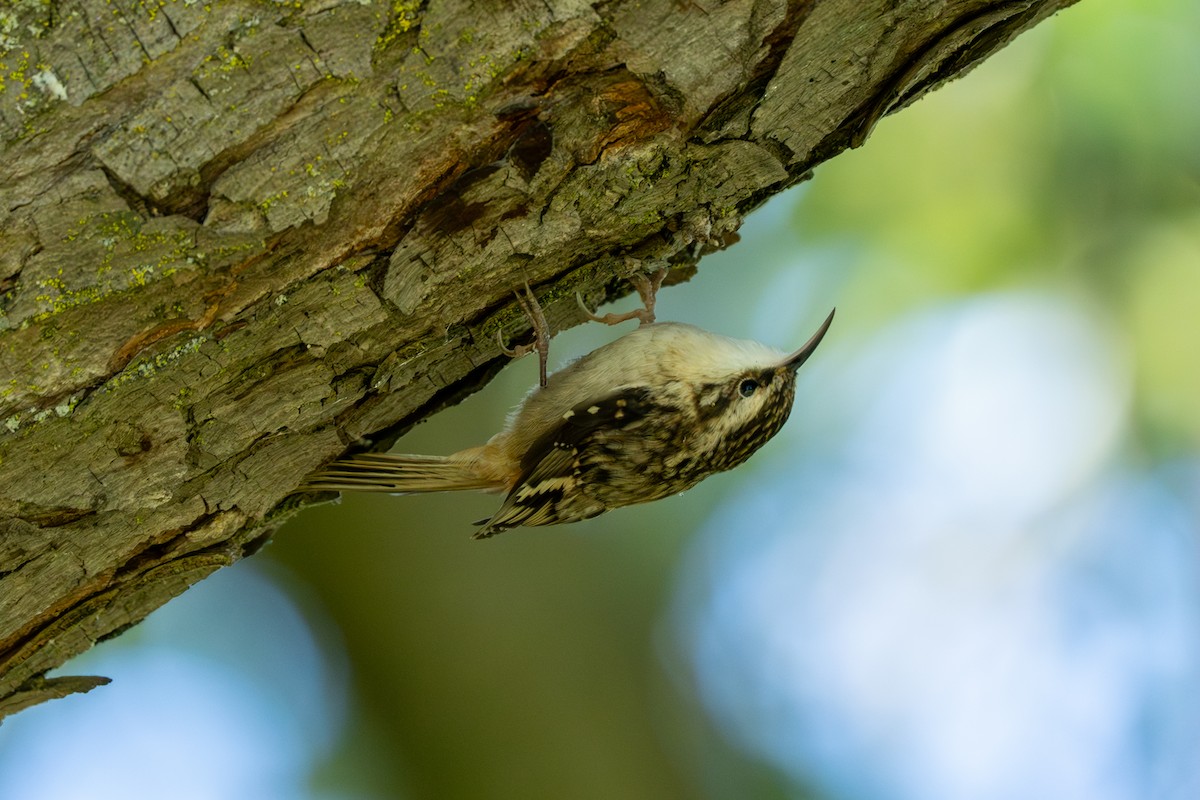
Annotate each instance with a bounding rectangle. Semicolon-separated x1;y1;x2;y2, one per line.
0;0;1078;718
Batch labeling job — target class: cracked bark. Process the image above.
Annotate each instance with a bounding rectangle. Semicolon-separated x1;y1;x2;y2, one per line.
0;0;1079;719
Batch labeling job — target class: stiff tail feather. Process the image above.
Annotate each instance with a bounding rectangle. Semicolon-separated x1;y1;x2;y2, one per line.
301;453;501;494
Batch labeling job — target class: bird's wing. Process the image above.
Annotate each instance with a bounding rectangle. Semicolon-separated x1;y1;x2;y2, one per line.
473;387;653;537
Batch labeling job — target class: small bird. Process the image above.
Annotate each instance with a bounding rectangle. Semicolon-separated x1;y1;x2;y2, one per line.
304;277;834;538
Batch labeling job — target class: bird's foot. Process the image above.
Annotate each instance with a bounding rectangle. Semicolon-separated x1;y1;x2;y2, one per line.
498;282;551;388
576;262;667;328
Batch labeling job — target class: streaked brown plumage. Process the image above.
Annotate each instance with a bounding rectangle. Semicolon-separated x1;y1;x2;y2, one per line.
302;308;835;538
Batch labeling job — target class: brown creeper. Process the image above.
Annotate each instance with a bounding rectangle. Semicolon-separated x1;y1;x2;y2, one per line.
304;286;835;538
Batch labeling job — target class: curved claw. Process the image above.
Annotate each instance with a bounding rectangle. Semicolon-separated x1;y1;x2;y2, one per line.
576;291;607;323
575;266;666;327
497;328;530;359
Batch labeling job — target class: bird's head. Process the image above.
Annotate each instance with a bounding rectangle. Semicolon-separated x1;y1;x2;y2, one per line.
686;308;835;475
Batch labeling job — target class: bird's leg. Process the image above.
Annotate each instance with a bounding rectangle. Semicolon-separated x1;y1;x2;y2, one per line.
576;263;668;327
497;282;551;388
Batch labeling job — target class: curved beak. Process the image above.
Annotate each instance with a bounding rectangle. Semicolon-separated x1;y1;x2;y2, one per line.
784;308;836;371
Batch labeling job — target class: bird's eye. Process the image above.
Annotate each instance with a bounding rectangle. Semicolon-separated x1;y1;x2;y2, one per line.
738;379;759;398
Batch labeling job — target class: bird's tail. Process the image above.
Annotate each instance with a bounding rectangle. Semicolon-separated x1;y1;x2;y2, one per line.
301;453;502;494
